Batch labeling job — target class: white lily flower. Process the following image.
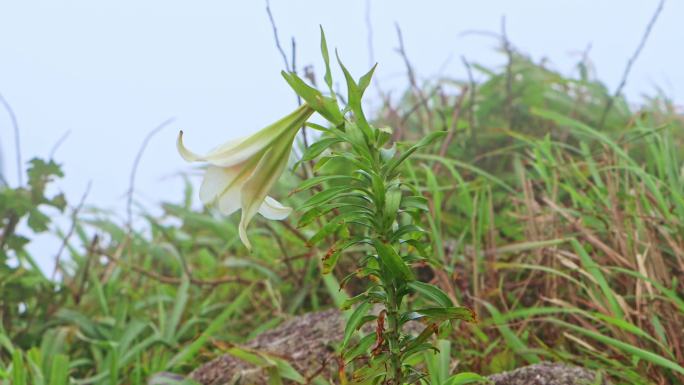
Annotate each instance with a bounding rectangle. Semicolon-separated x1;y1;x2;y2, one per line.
177;104;314;250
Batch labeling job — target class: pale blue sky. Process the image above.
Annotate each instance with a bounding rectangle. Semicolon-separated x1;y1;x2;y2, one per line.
0;1;681;270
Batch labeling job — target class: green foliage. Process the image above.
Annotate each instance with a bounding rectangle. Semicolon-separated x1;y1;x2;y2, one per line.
0;29;683;385
0;164;305;384
286;30;475;385
0;158;66;350
376;43;684;384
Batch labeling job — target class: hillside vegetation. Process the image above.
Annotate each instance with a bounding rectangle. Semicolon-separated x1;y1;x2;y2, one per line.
1;45;683;385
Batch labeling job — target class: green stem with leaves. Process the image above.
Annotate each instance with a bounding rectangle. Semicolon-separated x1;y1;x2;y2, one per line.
286;28;476;385
385;282;403;384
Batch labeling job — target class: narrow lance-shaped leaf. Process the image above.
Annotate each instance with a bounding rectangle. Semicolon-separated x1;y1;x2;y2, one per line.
384;131;447;176
548;319;684;375
483;302;540;364
343;301;373;348
323;237;366;274
444;372;490;385
383;187;402;228
336;51;373;139
373;239;414;281
298;186;356;211
571;239;624;319
281;71;343;125
319;26;334;95
12;350;27;385
343;334;376;363
292;175;355;195
48;354;70;385
404;307;477;323
407;281;453;308
402;324;438;354
308;210;372;247
358;63;378;98
301;137;344;161
400;196;429;212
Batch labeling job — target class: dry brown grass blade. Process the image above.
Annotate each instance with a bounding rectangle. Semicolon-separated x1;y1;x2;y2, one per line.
542;197;633;268
433;87;468;175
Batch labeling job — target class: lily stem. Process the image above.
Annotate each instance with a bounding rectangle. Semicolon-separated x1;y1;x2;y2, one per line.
385;282;404;384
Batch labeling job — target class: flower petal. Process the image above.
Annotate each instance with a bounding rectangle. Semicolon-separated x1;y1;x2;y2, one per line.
202;105;314;168
199;165;239;203
216;184;242;216
258;196;292;220
200;160;261;215
177;130;205;162
236;107;314;250
203;137;268;168
179;105;314;250
238;132;299;250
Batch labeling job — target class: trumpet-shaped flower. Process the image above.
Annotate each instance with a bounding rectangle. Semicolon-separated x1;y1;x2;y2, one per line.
177;104;314;249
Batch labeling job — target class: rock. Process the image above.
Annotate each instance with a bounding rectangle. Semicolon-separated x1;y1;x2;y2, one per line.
148;372;186;385
189;309;344;385
487;362;607;385
188;309;606;385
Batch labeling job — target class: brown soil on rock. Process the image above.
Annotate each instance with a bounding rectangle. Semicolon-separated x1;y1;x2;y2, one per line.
189;309;343;385
487;362;607;385
188;309;606;385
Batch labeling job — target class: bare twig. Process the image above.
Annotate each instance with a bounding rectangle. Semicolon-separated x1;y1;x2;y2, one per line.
290;36;309;150
290;37;298;80
263;0;314;186
303;65;317;86
127;118;175;230
99;247;254;287
461;56;477;146
395;24;417;85
501;17;514;129
580;43;593;78
74;235;99;304
52;181;91;280
433;87;468;175
458;29;500;40
364;0;385;103
265;0;291;73
290;37;302;107
395;23;434;134
265;222;295;278
598;0;665;128
399;87;441;127
0;93;22;186
278;251;314;263
49;130;71;160
280;219;308;244
265;0;299;108
0;214;19;250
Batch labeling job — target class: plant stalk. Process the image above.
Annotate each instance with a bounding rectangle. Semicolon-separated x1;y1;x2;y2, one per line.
385;282;403;384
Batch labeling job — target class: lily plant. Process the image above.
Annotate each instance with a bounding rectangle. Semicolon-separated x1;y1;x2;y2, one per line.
178;28;475;385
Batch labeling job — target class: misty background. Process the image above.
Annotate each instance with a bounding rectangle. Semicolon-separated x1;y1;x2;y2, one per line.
0;0;681;271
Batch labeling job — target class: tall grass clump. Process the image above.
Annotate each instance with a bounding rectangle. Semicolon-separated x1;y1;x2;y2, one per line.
376;46;684;384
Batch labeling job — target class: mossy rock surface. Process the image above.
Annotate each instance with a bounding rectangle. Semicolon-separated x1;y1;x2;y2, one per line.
189;309;343;385
487;362;607;385
186;309;606;385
